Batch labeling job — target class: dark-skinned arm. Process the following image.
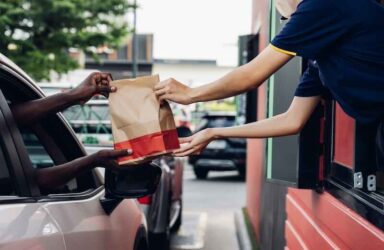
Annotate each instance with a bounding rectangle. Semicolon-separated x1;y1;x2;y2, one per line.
11;72;114;127
36;149;131;190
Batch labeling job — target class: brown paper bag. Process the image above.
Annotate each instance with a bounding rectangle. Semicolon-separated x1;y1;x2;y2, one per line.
109;75;180;165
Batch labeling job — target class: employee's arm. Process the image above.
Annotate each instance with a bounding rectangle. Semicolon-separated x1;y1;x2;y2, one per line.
11;72;114;127
154;45;293;104
173;96;320;157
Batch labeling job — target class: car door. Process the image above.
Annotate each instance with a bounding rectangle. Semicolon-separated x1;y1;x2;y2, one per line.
15;113;145;250
0;64;146;250
0;89;66;250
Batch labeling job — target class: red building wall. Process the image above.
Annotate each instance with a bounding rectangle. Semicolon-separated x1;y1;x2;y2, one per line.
245;0;269;241
286;189;384;250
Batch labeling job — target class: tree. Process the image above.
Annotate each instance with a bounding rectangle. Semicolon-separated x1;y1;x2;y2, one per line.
0;0;134;81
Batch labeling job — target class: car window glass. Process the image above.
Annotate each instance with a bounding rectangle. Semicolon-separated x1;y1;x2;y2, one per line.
196;116;236;131
0;70;98;196
207;117;235;127
378;173;384;195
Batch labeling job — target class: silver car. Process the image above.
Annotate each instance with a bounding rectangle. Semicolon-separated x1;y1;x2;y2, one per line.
0;54;161;250
56;97;185;250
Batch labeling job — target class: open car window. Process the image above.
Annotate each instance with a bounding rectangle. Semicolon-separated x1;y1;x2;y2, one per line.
0;67;100;196
20;127;80;194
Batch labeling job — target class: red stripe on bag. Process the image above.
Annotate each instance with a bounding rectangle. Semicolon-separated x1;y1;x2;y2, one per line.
114;129;180;163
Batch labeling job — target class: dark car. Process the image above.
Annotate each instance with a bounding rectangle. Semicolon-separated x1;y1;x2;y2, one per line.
189;112;247;179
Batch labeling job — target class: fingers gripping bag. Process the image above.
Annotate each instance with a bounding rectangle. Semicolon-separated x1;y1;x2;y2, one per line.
109;75;180;165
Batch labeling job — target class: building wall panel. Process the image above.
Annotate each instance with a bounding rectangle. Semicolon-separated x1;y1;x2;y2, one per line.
286;189;384;250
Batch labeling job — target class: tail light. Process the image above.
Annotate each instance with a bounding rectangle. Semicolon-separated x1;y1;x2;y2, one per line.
138;195;152;205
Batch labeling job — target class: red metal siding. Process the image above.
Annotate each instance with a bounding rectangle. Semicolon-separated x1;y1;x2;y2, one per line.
246;0;270;241
246;1;384;248
285;220;309;250
285;189;384;249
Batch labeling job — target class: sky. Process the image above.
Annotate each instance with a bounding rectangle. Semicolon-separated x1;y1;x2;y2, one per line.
135;0;252;67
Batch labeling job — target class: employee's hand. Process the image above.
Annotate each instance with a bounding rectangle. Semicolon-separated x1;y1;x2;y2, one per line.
172;128;215;157
154;78;193;105
71;72;116;105
92;149;132;170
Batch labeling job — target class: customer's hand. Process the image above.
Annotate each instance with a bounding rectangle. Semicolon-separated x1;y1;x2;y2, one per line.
71;72;115;105
92;149;132;170
172;129;215;157
154;78;193;105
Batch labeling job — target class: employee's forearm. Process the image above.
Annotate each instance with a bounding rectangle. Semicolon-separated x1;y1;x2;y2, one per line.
190;66;255;102
11;90;80;127
209;96;320;140
190;46;293;103
212;113;301;140
35;155;96;190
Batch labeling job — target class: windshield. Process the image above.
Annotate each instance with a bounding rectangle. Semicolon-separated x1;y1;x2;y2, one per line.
196;116;236;131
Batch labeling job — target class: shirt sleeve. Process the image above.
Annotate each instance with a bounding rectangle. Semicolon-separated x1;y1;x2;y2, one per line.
271;0;351;59
295;61;328;97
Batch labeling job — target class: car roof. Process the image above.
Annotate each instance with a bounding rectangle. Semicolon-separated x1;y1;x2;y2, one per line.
202;111;237;118
0;53;35;85
0;53;76;96
0;53;49;99
38;83;75;89
86;99;109;105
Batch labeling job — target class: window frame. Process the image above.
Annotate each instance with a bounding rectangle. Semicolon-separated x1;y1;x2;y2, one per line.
0;89;35;200
323;100;384;230
0;64;103;202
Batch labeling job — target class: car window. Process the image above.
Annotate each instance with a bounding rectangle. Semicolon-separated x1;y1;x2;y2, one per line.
196;116;236;131
206;117;235;127
0;68;99;196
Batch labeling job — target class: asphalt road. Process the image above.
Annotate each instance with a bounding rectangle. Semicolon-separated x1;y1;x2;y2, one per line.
171;165;246;250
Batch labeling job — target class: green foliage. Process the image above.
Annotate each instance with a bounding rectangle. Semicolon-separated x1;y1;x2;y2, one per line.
0;0;134;81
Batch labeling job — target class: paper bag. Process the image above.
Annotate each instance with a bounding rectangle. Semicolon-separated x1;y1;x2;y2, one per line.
109;75;180;165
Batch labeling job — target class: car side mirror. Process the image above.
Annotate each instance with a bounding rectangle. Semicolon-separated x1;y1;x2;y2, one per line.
101;163;162;214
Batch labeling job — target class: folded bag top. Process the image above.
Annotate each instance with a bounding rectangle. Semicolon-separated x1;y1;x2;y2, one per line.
109;75;180;165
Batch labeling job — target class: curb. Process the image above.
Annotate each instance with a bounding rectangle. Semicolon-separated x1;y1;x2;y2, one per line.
234;210;253;250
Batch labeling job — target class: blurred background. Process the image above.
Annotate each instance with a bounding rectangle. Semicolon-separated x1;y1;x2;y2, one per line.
3;1;380;250
1;0;252;134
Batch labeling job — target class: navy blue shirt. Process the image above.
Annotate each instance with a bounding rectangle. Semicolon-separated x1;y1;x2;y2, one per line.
271;0;384;123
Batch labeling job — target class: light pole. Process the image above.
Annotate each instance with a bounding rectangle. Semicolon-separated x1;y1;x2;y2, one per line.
132;0;138;78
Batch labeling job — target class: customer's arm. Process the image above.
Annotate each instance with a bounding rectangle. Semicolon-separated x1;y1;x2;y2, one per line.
11;72;114;127
173;96;320;156
154;45;293;104
36;149;130;190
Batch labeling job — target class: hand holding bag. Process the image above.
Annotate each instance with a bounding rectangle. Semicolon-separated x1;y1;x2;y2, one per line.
109;75;180;165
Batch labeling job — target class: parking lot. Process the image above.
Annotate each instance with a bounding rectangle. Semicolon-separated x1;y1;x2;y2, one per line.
171;167;245;250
